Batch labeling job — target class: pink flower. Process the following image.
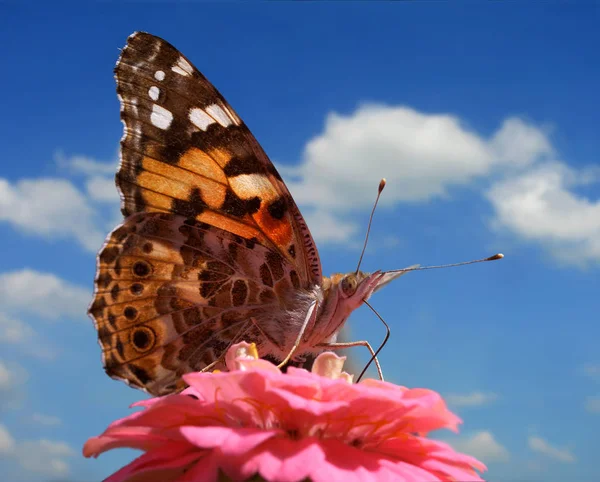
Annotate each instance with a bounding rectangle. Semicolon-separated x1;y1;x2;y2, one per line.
84;344;486;482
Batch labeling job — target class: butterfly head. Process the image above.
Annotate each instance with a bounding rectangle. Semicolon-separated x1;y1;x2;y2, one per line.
330;269;408;308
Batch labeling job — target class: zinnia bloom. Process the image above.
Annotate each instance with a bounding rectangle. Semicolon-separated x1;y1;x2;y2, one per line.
84;343;486;481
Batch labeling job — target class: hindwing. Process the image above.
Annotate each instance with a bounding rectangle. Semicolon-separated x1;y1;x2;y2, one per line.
90;213;303;395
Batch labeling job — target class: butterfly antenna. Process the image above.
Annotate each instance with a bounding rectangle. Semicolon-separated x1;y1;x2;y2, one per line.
356;300;390;383
356;179;387;275
386;253;504;275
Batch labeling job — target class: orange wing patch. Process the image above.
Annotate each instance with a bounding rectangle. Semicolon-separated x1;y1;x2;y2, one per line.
207;147;236;169
254;196;294;248
228;173;294;247
140;156;227;210
195;211;262;241
178;148;227;183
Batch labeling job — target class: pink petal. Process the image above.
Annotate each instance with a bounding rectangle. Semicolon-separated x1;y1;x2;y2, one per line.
83;427;171;457
184;371;264;403
178;425;279;454
419;458;485;482
267;385;349;416
105;396;205;430
377;458;445;482
174;452;220;482
377;437;486;480
103;442;201;482
240;437;327;482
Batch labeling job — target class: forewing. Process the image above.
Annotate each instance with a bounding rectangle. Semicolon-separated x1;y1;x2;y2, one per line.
115;32;321;285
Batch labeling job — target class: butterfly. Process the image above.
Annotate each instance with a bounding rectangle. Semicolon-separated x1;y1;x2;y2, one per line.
89;32;411;396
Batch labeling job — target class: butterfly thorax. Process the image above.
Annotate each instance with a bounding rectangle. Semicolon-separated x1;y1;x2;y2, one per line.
294;271;380;353
237;270;378;363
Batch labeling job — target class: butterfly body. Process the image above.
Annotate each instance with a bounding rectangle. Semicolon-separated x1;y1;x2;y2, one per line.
89;32;405;395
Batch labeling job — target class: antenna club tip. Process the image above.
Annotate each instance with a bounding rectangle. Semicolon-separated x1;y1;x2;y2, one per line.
378;178;386;192
488;253;504;260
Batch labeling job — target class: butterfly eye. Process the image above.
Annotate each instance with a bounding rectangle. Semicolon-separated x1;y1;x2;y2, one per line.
341;276;358;296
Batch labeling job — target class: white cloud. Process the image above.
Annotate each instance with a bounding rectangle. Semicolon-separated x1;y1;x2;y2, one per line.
0;424;74;477
281;104;553;246
582;363;600;382
445;391;498;407
0;177;105;252
12;439;74;478
488;117;554;167
86;176;119;203
584;395;600;414
55;151;118;176
16;439;74;476
0;423;16;454
0;359;17;391
528;435;576;463
0;269;90;320
0;313;34;344
286;105;550;210
0;312;56;360
0;359;27;409
448;430;509;463
282;104;598;265
30;412;62;427
487;162;600;266
302;209;361;246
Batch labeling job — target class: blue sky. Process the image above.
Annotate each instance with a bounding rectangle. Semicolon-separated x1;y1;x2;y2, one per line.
0;3;598;481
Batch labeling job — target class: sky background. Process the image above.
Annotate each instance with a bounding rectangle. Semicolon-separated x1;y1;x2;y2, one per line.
0;3;599;482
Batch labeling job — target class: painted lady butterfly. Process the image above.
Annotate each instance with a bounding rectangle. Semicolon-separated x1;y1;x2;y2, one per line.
89;32;415;395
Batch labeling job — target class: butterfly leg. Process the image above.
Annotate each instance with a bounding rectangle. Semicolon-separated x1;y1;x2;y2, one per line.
317;340;384;381
277;300;318;369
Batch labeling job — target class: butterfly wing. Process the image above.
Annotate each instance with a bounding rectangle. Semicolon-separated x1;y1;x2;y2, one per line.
115;32;321;284
90;213;303;395
89;32;322;394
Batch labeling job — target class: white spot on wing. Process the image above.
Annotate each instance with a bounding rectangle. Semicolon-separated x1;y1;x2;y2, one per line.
148;86;160;101
150;104;173;130
189;108;215;131
224;105;241;126
206;104;234;128
229;174;278;202
172;56;194;77
154;70;165;81
171;66;187;76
